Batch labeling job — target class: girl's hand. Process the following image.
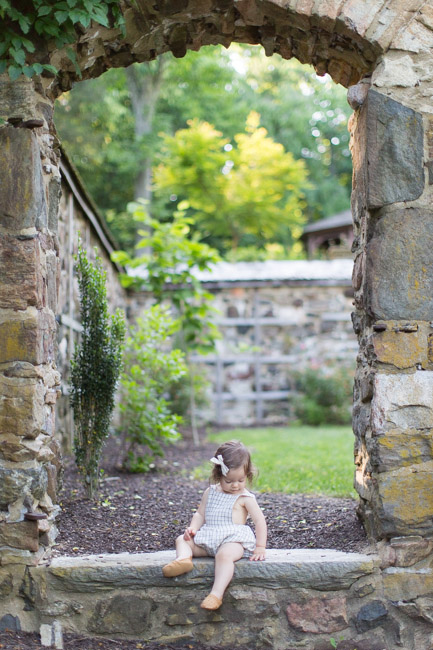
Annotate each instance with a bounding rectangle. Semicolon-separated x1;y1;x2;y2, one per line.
250;546;266;561
184;527;196;541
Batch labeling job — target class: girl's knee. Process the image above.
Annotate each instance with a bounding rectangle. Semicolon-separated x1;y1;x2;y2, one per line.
216;543;243;561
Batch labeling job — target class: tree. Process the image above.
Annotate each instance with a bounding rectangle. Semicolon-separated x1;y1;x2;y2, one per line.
153;112;309;254
237;47;353;222
70;242;125;498
54;46;250;251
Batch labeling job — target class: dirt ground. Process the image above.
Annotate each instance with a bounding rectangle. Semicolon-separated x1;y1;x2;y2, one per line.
1;434;367;650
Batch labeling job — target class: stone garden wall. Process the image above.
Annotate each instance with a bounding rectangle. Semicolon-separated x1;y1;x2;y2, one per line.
55;152;128;450
190;261;357;426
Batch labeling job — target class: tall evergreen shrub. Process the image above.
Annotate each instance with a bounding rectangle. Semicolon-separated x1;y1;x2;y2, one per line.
70;243;125;498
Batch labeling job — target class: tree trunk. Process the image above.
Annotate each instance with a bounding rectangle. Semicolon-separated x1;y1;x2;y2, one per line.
125;57;166;244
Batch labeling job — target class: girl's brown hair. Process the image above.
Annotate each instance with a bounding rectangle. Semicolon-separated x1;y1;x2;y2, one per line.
210;440;256;485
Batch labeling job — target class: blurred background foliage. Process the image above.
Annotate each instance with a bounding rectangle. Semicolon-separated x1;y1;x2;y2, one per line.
54;44;352;258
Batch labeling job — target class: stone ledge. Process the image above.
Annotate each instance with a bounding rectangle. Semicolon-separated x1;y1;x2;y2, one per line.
13;549;398;649
40;549;376;592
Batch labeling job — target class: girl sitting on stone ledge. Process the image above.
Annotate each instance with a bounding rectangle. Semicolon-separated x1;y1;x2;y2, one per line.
162;440;267;610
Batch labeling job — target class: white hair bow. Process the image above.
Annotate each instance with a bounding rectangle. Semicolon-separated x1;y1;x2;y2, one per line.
210;454;229;476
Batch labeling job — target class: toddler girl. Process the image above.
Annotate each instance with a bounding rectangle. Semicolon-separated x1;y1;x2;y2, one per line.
162;440;267;610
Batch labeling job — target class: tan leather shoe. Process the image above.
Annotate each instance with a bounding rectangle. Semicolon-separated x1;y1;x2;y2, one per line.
162;557;194;577
200;593;223;610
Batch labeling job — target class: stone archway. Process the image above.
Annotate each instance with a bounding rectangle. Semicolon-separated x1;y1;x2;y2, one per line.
1;0;433;571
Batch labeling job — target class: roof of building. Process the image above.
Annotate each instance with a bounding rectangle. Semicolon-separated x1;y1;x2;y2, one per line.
193;258;353;283
301;209;353;238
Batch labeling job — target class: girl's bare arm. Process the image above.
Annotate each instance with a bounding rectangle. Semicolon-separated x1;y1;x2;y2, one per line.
184;487;209;541
244;497;267;560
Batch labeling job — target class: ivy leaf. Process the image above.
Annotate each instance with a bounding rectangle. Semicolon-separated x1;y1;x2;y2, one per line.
32;62;44;74
10;47;26;66
90;6;109;27
21;37;36;53
54;10;69;24
42;64;58;75
8;65;23;81
0;60;6;74
18;15;31;33
37;5;52;16
66;47;82;78
22;65;35;78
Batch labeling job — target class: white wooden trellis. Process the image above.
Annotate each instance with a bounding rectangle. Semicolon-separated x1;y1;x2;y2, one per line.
190;288;297;425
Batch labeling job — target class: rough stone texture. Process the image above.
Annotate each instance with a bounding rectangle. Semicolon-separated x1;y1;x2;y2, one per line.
383;566;433;601
371;371;433;434
0;466;48;512
44;549;375;593
366;208;433;320
372;321;433;370
88;595;152;634
0;373;46;439
0;308;57;366
355;600;388;632
0;521;39;553
0;127;46;232
364;90;424;209
18;550;379;650
0;236;45;310
376;461;433;537
390;536;433;567
286;595;348;633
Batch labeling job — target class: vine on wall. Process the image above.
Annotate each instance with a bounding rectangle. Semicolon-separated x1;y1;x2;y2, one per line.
0;0;124;80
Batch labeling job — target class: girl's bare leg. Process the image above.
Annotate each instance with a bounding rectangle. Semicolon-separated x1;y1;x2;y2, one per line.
210;542;244;599
162;535;208;578
175;534;208;559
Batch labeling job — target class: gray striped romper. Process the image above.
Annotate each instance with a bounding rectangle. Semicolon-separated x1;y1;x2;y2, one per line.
194;485;256;558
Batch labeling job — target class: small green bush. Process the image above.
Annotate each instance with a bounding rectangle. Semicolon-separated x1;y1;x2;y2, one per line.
119;305;187;472
70;243;125;498
292;367;353;426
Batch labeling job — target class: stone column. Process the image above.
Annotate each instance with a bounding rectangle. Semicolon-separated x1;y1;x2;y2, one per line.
349;55;433;541
0;76;62;564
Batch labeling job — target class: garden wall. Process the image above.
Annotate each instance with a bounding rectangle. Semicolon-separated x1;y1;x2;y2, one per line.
191;260;357;426
55;150;128;450
6;545;433;650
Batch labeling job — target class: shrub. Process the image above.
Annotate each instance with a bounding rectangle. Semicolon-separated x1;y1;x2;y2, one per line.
292;367;353;426
169;362;211;423
70;243;125;498
119;305;187;472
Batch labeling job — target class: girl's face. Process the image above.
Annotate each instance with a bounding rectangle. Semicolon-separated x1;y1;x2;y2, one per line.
220;465;247;494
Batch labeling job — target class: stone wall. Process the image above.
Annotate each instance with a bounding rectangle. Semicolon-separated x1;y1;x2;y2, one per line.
55;152;128;450
0;78;62;564
190;269;357;426
5;545;433;649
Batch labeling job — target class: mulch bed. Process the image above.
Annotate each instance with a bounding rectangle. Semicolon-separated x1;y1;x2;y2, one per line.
1;433;367;650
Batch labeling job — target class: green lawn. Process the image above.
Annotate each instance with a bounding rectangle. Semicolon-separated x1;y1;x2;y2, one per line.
195;426;356;498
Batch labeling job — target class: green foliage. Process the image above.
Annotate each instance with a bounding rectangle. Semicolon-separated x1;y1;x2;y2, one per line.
195;425;356;498
70;242;125;498
292;367;353;426
113;200;221;354
119;305;187;473
54;46;352;255
154;112;309;253
169;362;211;421
112;201;220;444
0;0;124;80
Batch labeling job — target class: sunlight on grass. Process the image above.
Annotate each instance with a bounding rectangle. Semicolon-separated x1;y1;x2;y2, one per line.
194;426;356;498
